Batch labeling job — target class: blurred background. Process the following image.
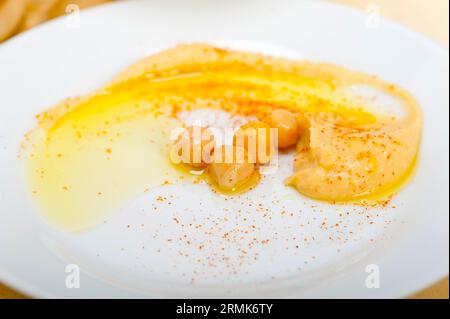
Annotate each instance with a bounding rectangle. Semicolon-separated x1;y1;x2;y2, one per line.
0;0;111;42
0;0;448;299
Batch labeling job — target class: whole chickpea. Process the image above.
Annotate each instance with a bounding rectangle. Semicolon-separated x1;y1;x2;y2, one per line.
170;126;215;167
209;145;255;191
264;109;300;149
233;121;274;164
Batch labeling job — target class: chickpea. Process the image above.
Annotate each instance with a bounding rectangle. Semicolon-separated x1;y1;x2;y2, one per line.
233;121;274;164
170;126;215;167
264;109;300;149
209;145;255;191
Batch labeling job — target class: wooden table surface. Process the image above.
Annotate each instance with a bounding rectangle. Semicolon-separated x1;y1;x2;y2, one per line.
0;0;448;299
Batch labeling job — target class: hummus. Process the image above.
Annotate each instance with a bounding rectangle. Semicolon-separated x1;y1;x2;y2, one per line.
113;44;422;202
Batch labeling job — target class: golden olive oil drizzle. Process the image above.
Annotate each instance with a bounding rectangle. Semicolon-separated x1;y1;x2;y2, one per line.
22;44;422;231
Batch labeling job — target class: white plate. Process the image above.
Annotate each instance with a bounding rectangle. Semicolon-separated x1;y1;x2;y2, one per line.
0;0;448;298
